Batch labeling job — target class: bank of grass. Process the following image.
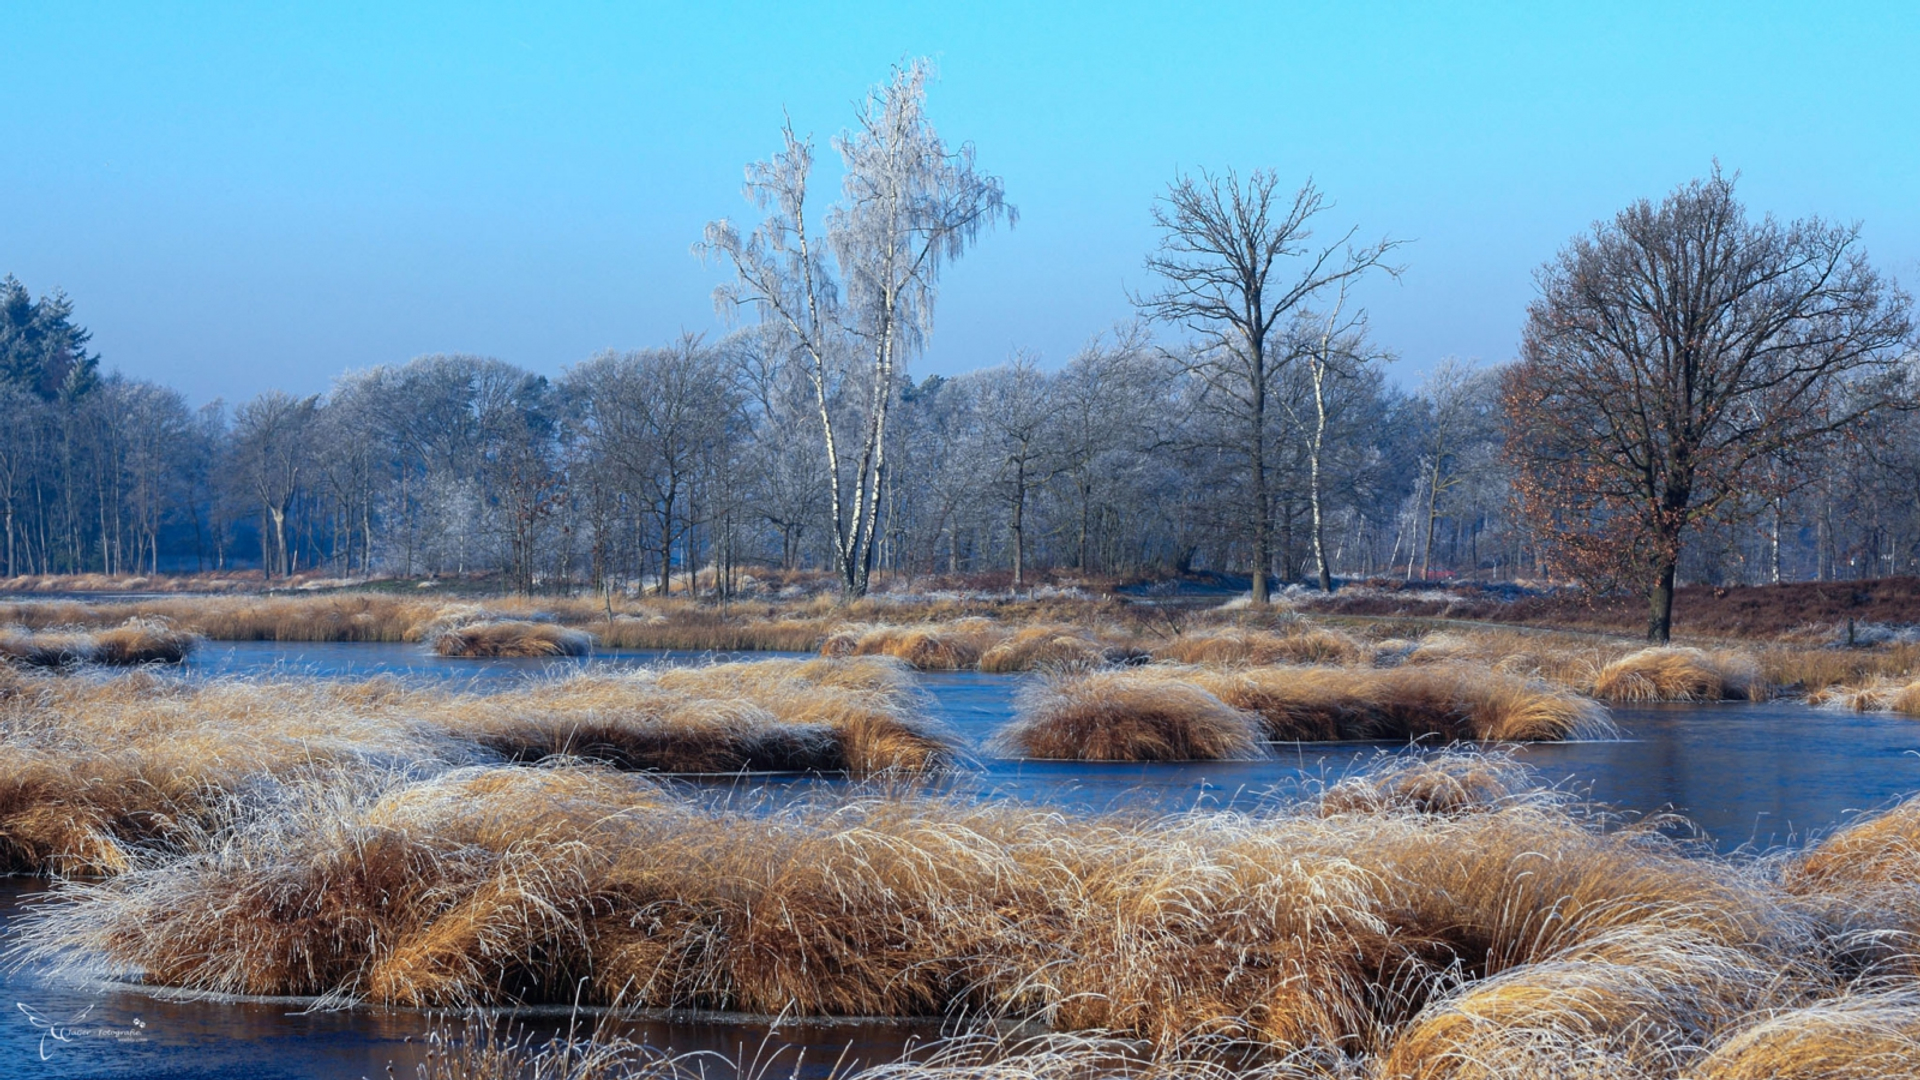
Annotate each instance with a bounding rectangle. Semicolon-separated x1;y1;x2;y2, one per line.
1591;646;1768;703
992;669;1267;761
0;659;948;873
0;618;199;667
431;620;594;658
18;752;1920;1076
997;664;1610;758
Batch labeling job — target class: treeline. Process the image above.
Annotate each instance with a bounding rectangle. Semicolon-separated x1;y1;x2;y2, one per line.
3;272;1917;594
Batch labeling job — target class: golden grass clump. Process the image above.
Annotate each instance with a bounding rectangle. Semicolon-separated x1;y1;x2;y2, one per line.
15;752;1823;1056
1190;663;1610;743
1687;990;1920;1080
430;619;595;658
1153;626;1372;667
1592;646;1768;703
992;669;1266;761
1380;929;1791;1080
1029;663;1611;747
0;674;462;875
1806;676;1920;717
0;618;198;667
821;619;1001;670
1782;799;1920;970
0;659;950;875
445;659;950;776
1760;641;1920;696
977;624;1141;673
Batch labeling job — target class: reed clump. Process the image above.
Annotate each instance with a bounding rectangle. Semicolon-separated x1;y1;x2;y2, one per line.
431;620;595;658
1806;676;1920;717
0;659;949;874
1154;626;1371;667
1687;989;1920;1080
1591;647;1767;703
451;659;951;776
992;669;1267;761
16;752;1852;1068
821;619;1004;671
0;674;460;874
978;624;1143;673
1782;798;1920;971
1001;664;1610;752
1190;664;1611;743
0;618;198;667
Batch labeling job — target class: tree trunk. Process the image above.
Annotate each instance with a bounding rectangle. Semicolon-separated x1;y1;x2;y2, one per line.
1249;345;1271;605
1647;560;1677;643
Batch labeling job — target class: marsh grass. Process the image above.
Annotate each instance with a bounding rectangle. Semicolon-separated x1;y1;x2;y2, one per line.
978;624;1145;673
457;660;952;776
432;620;595;658
999;665;1610;756
1687;989;1920;1080
1155;627;1372;667
0;618;198;667
0;659;950;874
992;669;1267;761
1190;664;1610;743
1591;647;1767;703
18;750;1879;1077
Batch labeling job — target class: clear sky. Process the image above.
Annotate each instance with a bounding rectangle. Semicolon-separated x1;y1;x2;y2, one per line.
3;1;1917;404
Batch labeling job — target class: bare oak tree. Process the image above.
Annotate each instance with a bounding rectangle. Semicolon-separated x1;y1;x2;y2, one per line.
1136;170;1399;604
1505;170;1913;642
702;59;1013;597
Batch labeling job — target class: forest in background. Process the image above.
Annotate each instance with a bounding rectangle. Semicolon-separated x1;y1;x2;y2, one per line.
4;65;1915;614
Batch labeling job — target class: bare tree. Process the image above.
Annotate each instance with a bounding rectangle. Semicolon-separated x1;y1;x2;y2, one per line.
973;352;1064;588
1409;358;1501;581
1136;170;1399;604
232;391;318;578
1506;169;1913;641
1283;281;1391;592
702;59;1013;597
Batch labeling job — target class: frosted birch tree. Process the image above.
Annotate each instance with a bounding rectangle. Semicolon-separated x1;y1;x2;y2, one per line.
701;59;1014;596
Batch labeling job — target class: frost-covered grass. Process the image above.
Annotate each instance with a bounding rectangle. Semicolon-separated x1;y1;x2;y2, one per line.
12;751;1920;1079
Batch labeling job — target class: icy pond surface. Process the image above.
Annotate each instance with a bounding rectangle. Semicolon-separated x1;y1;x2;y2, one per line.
4;640;1919;1076
178;640;1920;852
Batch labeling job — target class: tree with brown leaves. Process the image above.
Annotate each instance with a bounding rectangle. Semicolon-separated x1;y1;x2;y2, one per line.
1505;170;1913;642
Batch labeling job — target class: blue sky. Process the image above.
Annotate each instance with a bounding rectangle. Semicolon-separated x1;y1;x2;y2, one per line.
3;2;1916;404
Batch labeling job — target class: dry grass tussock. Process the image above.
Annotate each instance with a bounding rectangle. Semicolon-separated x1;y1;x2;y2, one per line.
822;619;1003;670
992;669;1268;761
1000;665;1610;756
1759;641;1920;696
1154;626;1372;667
21;751;1894;1075
431;620;594;658
0;673;461;874
452;659;951;776
1805;676;1920;717
1782;798;1920;973
1686;988;1920;1080
0;659;948;873
0;618;198;667
1591;647;1767;703
822;618;1146;673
